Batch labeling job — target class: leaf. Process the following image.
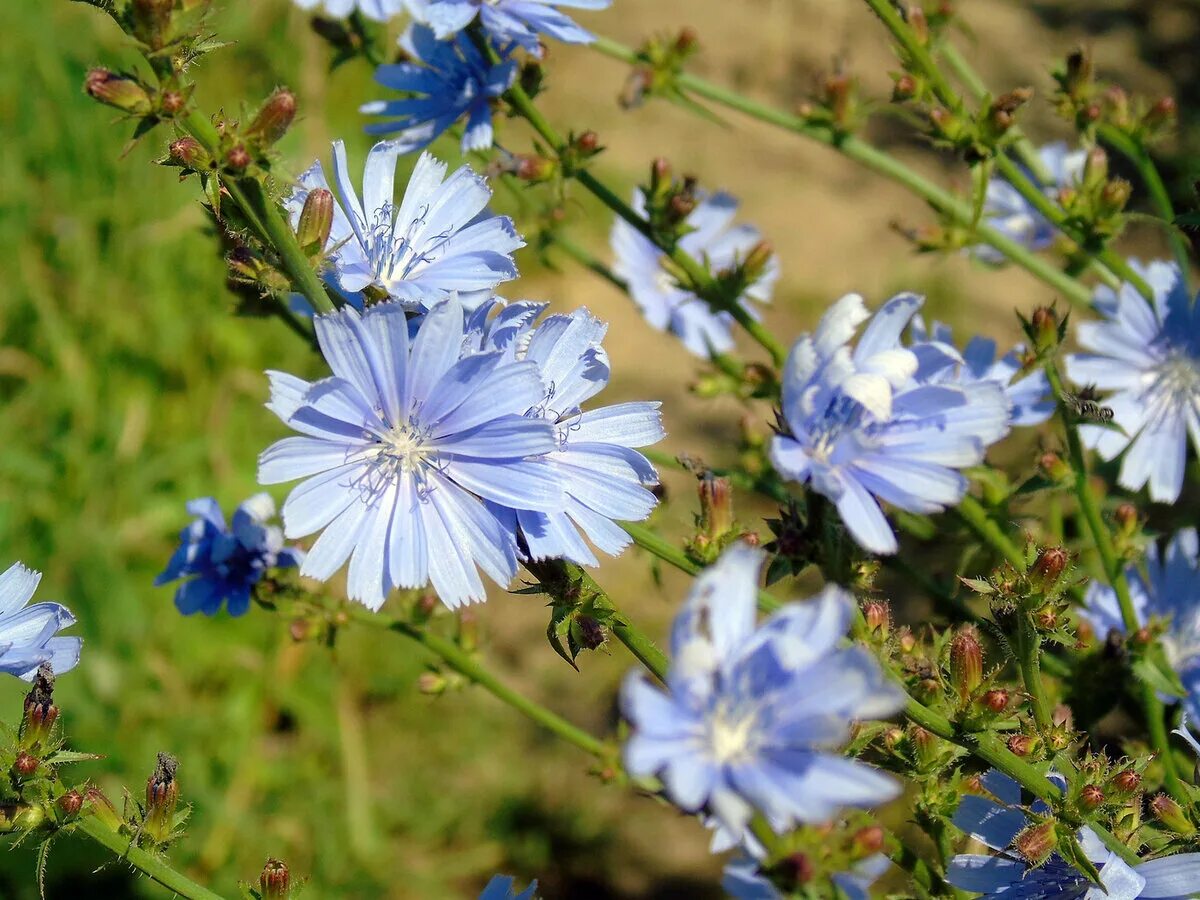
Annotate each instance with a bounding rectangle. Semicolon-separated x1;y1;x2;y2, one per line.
1132;656;1187;698
44;750;104;766
36;837;52;900
1175;211;1200;229
958;577;995;595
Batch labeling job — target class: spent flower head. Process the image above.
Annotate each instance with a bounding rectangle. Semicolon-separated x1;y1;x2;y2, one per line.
0;562;82;681
286;142;522;312
362;25;516;154
411;0;610;54
610;188;778;357
621;543;905;848
1066;259;1200;503
155;494;302;617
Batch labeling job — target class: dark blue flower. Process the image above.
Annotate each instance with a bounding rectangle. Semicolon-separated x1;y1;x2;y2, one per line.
156;495;302;617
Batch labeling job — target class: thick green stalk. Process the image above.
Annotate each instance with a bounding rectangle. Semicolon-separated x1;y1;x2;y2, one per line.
545;229;630;293
588;38;1093;307
180;111;335;315
343;607;609;759
1042;357;1188;802
1098;123;1194;279
954;495;1025;569
1014;611;1054;734
74;817;230;900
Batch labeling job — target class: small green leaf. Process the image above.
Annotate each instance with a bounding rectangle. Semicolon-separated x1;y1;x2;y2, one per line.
1132;656;1187;698
958;577;995;595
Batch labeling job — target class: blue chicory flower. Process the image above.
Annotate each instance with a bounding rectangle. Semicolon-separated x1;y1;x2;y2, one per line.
973;142;1086;264
770;293;1010;555
1078;528;1200;722
258;296;567;611
610;189;778;357
361;25;516;154
463;300;665;565
1065;259;1200;504
156;494;302;617
723;852;890;900
621;543;905;848
410;0;610;54
287;142;523;313
948;770;1200;899
910;318;1054;427
292;0;410;21
479;875;538;899
0;563;82;680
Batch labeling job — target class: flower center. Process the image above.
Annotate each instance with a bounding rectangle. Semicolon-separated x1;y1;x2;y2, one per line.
1147;351;1200;409
377;424;431;475
707;705;759;764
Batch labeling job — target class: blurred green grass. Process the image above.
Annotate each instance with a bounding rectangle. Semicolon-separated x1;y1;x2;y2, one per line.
2;0;1194;897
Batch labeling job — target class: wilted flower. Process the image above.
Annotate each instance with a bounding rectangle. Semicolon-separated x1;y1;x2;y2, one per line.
286;142;522;312
1066;259;1200;503
722;852;889;900
1079;528;1200;721
622;544;905;847
948;769;1200;898
410;0;611;54
973;142;1085;264
0;563;81;680
610;189;778;357
464;301;664;564
910;318;1053;427
292;0;410;20
770;293;1010;555
156;495;302;617
259;297;565;610
479;875;538;899
362;25;516;154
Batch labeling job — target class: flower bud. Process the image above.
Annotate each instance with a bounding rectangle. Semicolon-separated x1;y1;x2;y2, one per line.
950;625;984;699
1150;793;1195;834
863;600;890;639
741;240;774;284
84;786;123;832
980;689;1009;714
1039;451;1070;482
1142;96;1176;130
132;0;174;49
1098;178;1132;218
668;193;696;223
1029;305;1060;354
12;805;45;833
778;852;814;886
1014;822;1057;865
85;69;153;116
13;751;38;778
1112;770;1141;794
246;88;297;149
898;628;917;654
168;136;207;169
225;144;250;172
145;752;179;843
159;90;186;116
515;154;557;183
988;88;1033;134
1080;785;1104;809
893;73;918;102
1008;734;1036;757
58;790;83;818
909;725;938;767
852;825;885;857
1031;546;1069;591
906;4;929;43
881;726;904;751
1114;502;1138;536
296;189;334;255
1063;48;1093;98
260;858;291;898
417;671;446;695
674;26;698;53
698;473;734;541
21;664;58;751
1082;147;1108;193
575;130;600;154
573;614;607;650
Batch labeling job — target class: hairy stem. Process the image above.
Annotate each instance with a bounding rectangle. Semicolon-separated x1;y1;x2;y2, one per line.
74;816;230;900
954;495;1025;569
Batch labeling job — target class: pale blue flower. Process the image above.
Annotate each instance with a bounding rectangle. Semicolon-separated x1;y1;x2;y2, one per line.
292;0;410;21
948;770;1200;899
156;495;303;617
464;301;664;565
410;0;610;54
258;296;566;610
0;562;81;680
910;318;1053;427
973;142;1086;264
479;875;538;900
622;544;905;848
610;189;779;357
1065;259;1200;504
361;25;516;154
1078;528;1200;723
770;293;1010;555
723;852;889;900
287;143;522;313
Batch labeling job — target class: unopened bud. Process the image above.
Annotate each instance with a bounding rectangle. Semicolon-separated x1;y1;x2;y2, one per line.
863;600;890;639
909;725;938;766
1029;305;1060;353
1008;734;1036;756
246;88;297;148
674;26;698;53
1064;48;1093;96
1114;503;1138;536
1031;546;1069;590
741;240;773;283
1052;704;1074;729
898;627;917;654
132;0;174;49
989;88;1033;133
1014;822;1057;865
515;154;556;182
1113;770;1141;794
1035;605;1058;630
1039;451;1070;481
698;474;734;540
778;852;814;886
881;726;904;751
1082;146;1108;191
574;614;607;650
1151;793;1195;834
160;90;185;116
168;136;207;169
981;689;1009;713
21;664;58;750
906;4;929;43
1098;178;1132;217
668;193;696;222
852;825;885;856
84;787;123;832
950;625;984;699
650;157;671;189
893;73;918;102
260;858;291;898
85;69;153;116
1143;96;1177;130
13;752;38;777
58;790;83;818
296;188;334;255
145;752;179;842
1133;627;1153;646
1080;784;1104;809
225;144;250;171
417;671;447;695
575;130;599;153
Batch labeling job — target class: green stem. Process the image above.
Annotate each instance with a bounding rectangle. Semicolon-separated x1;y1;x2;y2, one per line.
180;111;335;315
955;495;1025;569
1014;610;1054;734
343;607;610;759
588;38;1093;307
74;817;230;900
544;229;630;293
1042;357;1188;803
1098;123;1194;280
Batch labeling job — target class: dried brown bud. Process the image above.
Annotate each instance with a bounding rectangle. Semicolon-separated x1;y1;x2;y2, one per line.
674;26;698;53
698;473;734;540
863;600;890;638
145;752;180;841
778;852;814;886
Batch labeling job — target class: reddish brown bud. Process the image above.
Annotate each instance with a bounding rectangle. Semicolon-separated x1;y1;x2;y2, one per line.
779;852;814;886
863;600;891;638
132;0;174;48
145;752;179;842
260;858;291;898
13;752;38;777
892;73;918;101
881;726;904;751
1030;306;1060;353
1113;770;1141;793
168;136;206;169
853;825;885;856
515;154;556;182
160;90;185;116
1098;178;1132;216
1080;785;1105;809
1143;96;1177;129
1150;793;1194;834
1114;502;1138;535
698;473;734;540
85;69;153;115
575;130;599;153
1039;451;1070;481
981;689;1009;713
674;26;698;53
1015;822;1057;865
296;188;334;255
83;786;123;832
950;626;984;699
1133;627;1153;646
246;88;297;148
58;790;83;818
1032;546;1069;590
1008;734;1035;756
225;144;250;171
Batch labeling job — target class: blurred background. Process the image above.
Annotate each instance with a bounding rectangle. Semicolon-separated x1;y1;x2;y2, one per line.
1;0;1195;896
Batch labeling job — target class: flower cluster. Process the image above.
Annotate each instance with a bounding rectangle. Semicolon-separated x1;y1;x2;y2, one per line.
156;495;303;617
1067;259;1200;504
621;544;904;850
610;189;778;357
770;293;1010;554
